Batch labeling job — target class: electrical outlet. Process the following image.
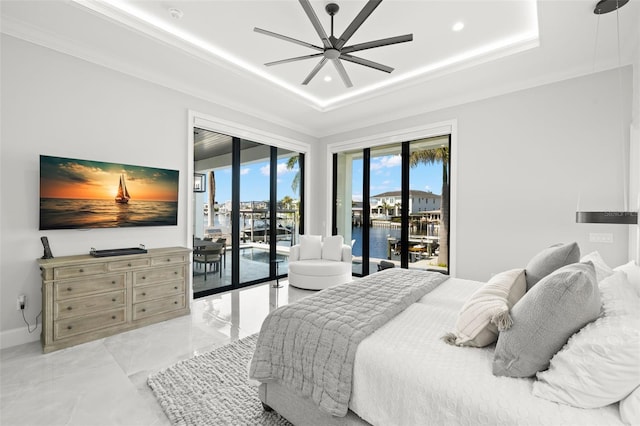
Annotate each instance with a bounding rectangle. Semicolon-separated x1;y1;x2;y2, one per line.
17;295;26;311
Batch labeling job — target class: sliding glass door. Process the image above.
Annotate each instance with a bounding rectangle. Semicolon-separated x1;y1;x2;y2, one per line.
334;135;450;277
193;128;304;298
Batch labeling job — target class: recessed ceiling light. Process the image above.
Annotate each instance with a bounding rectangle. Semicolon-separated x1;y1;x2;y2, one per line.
168;8;183;19
324;75;332;82
452;22;464;32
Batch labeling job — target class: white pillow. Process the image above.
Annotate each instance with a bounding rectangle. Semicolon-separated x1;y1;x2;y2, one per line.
580;251;614;282
599;271;640;316
620;386;640;426
322;235;344;261
443;269;526;348
299;234;322;260
615;260;640;298
532;272;640;409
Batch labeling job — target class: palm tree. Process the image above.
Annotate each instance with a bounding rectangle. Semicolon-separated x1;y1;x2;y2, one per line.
409;147;449;267
281;195;293;210
286;156;300;193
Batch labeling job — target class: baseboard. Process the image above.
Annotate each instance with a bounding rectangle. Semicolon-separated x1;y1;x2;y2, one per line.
0;326;41;350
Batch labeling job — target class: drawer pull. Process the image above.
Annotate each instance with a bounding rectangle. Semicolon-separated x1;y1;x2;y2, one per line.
111;280;116;284
174;286;178;290
112;298;116;302
142;276;146;280
67;287;72;292
141;308;146;312
67;306;72;311
174;271;178;275
111;315;116;320
166;259;171;262
142;292;146;296
174;301;178;304
128;263;132;267
67;325;72;330
79;269;84;273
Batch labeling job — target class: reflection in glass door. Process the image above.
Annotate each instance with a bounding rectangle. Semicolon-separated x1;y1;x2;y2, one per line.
335;150;364;275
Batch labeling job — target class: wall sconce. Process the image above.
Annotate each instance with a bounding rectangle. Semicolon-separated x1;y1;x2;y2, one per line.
194;173;206;193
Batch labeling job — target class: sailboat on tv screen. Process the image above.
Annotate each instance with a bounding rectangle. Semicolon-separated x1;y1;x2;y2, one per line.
115;174;130;204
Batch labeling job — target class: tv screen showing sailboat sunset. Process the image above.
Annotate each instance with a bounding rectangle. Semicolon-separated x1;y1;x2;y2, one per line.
40;155;179;230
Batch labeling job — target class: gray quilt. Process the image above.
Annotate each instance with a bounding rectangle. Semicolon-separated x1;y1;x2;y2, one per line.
249;268;448;417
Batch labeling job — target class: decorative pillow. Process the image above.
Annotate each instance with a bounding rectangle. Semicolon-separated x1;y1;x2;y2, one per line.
322;235;344;262
620;386;640;426
525;242;580;291
443;269;526;347
615;260;640;298
299;234;322;260
493;262;600;378
580;251;614;282
532;311;640;408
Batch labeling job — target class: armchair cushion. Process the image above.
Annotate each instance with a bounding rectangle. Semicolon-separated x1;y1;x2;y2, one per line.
322;235;344;261
299;235;322;260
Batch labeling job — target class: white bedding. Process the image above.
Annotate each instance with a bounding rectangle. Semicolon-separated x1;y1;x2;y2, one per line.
349;277;623;426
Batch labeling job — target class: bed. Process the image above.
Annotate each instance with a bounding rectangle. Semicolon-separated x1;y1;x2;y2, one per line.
250;254;640;426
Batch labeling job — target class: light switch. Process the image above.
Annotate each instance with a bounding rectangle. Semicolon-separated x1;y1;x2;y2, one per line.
589;232;614;243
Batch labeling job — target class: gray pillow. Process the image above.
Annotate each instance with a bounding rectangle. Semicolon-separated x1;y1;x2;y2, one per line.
525;242;580;291
492;262;600;378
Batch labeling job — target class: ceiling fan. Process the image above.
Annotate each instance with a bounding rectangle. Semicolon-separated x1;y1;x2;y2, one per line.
254;0;413;88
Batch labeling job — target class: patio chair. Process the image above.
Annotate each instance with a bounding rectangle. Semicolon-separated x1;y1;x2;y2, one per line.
193;243;223;280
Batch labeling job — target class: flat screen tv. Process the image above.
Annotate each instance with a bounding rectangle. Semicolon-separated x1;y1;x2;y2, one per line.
40;155;179;230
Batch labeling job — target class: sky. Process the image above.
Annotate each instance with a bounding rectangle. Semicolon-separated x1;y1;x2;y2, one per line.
40;155;179;201
206;154;443;204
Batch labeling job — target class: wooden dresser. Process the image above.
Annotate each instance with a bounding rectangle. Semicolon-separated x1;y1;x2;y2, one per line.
37;247;190;353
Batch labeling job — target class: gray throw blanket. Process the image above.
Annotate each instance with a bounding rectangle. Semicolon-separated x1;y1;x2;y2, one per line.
249;268;448;417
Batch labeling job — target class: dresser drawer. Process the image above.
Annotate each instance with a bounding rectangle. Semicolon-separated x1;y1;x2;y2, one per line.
133;265;184;285
133;294;185;321
151;254;187;266
54;308;126;340
133;281;184;303
108;257;151;271
54;274;126;300
55;290;126;320
54;263;107;280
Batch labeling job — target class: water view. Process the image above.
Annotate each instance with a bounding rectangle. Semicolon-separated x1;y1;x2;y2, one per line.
40;198;178;229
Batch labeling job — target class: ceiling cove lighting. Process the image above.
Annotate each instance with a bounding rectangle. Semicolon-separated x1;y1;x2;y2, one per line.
73;0;539;111
576;0;638;225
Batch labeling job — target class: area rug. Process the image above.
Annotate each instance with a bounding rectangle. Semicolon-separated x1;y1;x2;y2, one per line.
148;334;292;426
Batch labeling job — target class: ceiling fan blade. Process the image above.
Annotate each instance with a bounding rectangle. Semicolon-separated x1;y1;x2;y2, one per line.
335;0;382;50
340;54;393;73
341;34;413;54
254;27;323;52
298;0;333;49
302;57;329;85
265;53;324;67
332;59;353;88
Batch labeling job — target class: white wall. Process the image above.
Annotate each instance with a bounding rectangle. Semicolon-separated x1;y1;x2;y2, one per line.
0;35;315;347
2;32;636;349
321;67;634;281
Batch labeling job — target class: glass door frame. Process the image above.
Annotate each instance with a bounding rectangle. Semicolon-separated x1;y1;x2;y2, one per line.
330;127;454;277
189;112;309;299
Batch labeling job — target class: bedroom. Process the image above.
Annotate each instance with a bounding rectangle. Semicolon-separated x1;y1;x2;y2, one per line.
1;0;639;424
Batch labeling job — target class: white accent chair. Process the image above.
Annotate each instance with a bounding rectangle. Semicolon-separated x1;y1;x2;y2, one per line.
288;235;352;290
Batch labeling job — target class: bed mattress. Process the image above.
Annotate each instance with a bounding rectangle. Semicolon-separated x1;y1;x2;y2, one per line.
349;277;623;426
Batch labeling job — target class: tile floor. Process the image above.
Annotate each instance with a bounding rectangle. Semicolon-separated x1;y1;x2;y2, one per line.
0;279;313;426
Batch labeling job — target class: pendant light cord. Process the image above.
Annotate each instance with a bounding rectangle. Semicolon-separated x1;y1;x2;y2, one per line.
615;1;629;211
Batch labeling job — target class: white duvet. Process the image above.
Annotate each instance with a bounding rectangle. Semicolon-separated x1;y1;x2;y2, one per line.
349;277;623;426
